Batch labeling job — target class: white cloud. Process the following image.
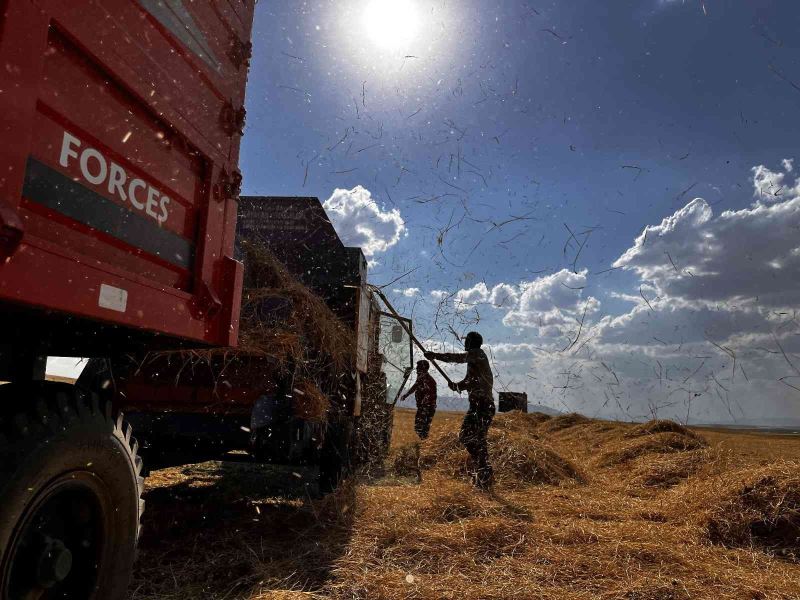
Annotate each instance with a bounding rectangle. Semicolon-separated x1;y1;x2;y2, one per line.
455;282;489;307
394;287;420;297
752;159;799;205
454;282;520;309
489;283;518;309
566;159;800;421
430;290;448;300
503;269;599;332
323;185;406;256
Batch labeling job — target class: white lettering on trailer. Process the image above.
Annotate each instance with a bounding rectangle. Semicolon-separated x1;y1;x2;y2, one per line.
79;148;108;185
58;130;171;225
107;163;127;201
128;179;146;211
98;284;128;313
59;131;81;167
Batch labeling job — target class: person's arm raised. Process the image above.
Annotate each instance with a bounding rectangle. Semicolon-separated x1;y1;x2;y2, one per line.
425;351;468;364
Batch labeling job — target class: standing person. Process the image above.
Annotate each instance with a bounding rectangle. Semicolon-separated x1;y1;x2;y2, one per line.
401;360;438;439
426;332;495;489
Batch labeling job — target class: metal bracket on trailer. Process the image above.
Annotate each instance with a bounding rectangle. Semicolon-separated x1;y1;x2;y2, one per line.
369;285;455;387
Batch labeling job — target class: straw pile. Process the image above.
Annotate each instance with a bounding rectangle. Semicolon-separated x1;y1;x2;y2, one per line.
419;412;584;486
598;431;708;467
702;463;800;556
629;448;711;488
539;412;590;433
318;412;800;599
625;419;704;440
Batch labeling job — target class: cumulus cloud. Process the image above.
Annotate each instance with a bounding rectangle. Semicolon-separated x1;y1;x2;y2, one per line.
614;162;800;308
430;290;448;300
454;282;521;309
323;186;406;256
752;159;798;204
394;287;420;297
489;284;518;309
503;269;600;333
403;161;800;424
455;282;489;307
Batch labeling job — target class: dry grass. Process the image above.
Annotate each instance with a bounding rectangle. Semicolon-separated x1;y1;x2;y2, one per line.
598;431;708;467
419;412;584;486
693;464;800;558
628;448;711;488
131;410;800;599
626;419;702;439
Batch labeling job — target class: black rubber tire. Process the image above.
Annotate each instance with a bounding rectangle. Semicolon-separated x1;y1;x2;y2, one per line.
0;382;144;600
318;419;353;494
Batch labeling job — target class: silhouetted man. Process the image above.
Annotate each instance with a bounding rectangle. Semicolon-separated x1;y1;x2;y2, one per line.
402;360;437;439
426;331;495;489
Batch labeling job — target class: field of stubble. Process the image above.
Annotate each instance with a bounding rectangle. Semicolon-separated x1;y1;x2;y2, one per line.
130;408;800;600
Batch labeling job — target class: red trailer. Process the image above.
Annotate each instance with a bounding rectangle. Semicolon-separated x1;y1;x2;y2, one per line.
0;1;254;596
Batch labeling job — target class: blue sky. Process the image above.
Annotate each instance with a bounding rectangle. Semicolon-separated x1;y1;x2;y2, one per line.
235;0;800;423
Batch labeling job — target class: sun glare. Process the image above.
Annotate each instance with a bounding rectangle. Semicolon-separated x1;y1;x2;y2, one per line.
362;0;419;50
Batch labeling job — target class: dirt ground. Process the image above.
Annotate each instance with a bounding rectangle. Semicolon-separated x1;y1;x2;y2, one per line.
129;408;800;599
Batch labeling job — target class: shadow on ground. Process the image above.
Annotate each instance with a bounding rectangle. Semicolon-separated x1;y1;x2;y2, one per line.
130;460;355;599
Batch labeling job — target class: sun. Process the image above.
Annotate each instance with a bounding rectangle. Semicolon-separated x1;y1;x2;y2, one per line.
362;0;419;51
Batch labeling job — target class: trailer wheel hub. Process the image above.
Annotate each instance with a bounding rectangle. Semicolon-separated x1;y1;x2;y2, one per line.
36;537;73;587
3;472;109;599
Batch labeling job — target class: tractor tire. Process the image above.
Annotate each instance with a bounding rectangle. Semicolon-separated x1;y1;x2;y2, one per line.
318;419;353;494
0;382;144;600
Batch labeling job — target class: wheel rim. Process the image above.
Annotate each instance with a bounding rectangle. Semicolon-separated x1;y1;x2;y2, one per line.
2;472;112;600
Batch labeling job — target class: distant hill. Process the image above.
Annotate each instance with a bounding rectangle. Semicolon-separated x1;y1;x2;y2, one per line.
528;404;562;417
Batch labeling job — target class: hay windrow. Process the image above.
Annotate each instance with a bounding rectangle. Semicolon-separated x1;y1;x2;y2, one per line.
599;432;708;467
626;419;701;440
492;410;549;434
420;423;584;486
629;449;711;488
538;412;591;433
702;463;800;557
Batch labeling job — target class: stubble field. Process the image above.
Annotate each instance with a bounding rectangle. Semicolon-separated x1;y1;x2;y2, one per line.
129;408;800;599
